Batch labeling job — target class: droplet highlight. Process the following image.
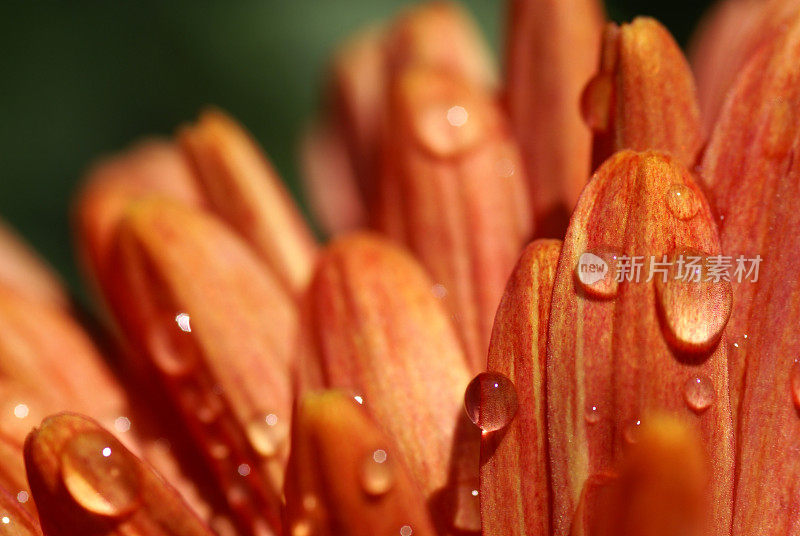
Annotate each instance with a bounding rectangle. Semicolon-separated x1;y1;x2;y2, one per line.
246;413;289;458
585;402;601;424
61;431;141;517
464;372;518;432
665;184;701;220
451;481;481;532
360;449;394;497
684;376;715;413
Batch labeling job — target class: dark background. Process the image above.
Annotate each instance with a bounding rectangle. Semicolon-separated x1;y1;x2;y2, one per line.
0;0;714;292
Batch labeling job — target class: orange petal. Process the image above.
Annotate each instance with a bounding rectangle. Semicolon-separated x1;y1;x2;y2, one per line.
582;18;702;170
0;220;69;309
284;391;436;536
179;109;317;296
505;0;603;235
571;415;708;536
689;0;800;134
73;139;204;301
547;151;734;536
105;199;296;535
386;1;496;88
376;66;533;371
480;240;561;536
24;413;213;536
298;233;474;524
298;121;366;236
702;10;800;534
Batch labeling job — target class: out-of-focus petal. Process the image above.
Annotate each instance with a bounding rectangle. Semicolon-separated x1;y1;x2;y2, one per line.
284;391;436;536
505;0;603;236
547;151;734;536
297;233;475;530
179;109;317;296
298;121;365;236
0;482;41;535
689;0;800;134
702;10;800;534
376;66;532;371
105;199;297;535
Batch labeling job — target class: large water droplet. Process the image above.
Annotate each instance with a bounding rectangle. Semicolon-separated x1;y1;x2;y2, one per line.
359;449;394;497
246;413;289;458
61;431;141;517
684;376;715;413
790;361;800;411
665;184;701;220
654;252;732;354
464;372;518;432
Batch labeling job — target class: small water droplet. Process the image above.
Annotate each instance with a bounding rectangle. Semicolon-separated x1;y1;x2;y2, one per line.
302;494;318;512
360;449;394;497
291;520;312;536
16;491;28;504
113;417;131;433
246;413;289;458
623;419;642;444
684;376;715;413
464;372;518;432
431;283;447;299
61;431;141;517
400;525;413;536
451;481;481;532
237;464;251;477
585;403;601;424
665;184;701;220
790;361;800;411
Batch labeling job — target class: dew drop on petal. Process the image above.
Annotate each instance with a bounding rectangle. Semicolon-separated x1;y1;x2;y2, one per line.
623;419;642;444
585;402;601;424
237;464;251;477
451;481;481;532
654;254;732;354
113;417;131;433
665;184;701;220
61;431;141;517
175;312;192;332
246;413;289;458
400;525;413;536
790;361;800;411
360;449;394;497
464;372;518;432
684;375;715;413
16;491;28;504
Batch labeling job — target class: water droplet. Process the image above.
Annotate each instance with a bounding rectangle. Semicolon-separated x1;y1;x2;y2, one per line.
353;395;364;405
114;417;131;433
400;525;413;536
302;494;318;512
431;283;447;299
451;481;481;532
654;252;732;354
175;312;192;332
665;184;701;220
237;464;251;477
575;248;619;299
585;403;601;424
413;100;485;157
623;419;642;444
246;413;289;457
360;449;394;497
61;431;141;517
446;106;469;127
16;491;28;504
464;372;518;432
291;520;312;536
684;376;715;413
790;361;800;411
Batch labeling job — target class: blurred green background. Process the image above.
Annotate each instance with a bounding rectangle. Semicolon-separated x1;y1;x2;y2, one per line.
0;0;714;293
